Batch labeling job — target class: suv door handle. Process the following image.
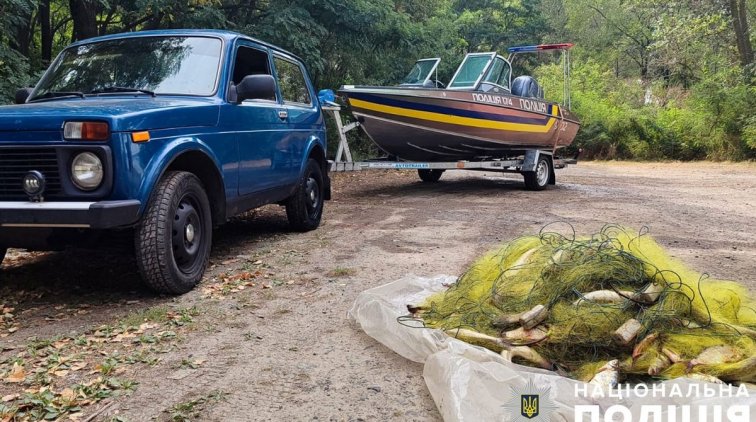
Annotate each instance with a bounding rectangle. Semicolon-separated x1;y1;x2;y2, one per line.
278;110;288;120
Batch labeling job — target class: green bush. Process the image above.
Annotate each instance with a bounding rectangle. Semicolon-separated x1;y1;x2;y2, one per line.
536;60;754;161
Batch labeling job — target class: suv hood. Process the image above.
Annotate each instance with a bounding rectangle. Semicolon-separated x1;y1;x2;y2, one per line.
0;97;220;133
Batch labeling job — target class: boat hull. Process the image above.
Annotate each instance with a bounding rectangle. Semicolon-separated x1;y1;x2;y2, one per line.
339;87;580;161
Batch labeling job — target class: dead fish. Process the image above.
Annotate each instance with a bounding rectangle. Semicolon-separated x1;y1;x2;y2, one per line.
502;326;549;344
573;290;634;306
500;345;553;370
406;304;428;316
661;347;683;364
445;328;504;350
589;359;620;389
633;283;664;304
519;305;549;330
690;345;743;367
492;312;526;329
648;354;672;376
504;247;538;277
632;332;660;361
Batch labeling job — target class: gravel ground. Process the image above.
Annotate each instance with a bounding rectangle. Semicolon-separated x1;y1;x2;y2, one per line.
1;161;755;421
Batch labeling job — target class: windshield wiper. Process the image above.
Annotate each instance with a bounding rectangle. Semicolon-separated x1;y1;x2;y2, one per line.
28;91;86;102
90;86;156;97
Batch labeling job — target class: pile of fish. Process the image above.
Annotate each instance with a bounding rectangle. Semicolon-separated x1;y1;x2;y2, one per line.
411;226;756;387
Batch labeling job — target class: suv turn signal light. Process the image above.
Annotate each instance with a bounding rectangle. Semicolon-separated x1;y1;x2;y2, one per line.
63;121;110;141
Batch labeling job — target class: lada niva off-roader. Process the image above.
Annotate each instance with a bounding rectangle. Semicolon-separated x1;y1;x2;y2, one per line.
0;30;331;294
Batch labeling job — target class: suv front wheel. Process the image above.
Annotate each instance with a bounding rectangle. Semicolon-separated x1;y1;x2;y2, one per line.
286;159;324;232
135;171;212;294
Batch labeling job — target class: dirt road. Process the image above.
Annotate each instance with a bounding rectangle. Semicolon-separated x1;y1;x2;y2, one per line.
1;162;755;421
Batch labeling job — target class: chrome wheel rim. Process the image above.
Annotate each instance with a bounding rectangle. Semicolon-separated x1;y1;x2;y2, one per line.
536;160;549;187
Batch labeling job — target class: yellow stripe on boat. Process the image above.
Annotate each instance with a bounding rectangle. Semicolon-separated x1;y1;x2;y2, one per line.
349;98;557;133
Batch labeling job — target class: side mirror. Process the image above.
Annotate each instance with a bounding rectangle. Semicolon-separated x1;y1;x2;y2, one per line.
15;88;34;104
236;75;276;103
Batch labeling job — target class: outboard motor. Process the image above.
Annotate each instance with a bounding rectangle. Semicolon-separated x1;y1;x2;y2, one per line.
511;76;543;99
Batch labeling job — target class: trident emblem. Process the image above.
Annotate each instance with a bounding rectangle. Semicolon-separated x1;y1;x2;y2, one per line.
521;394;539;419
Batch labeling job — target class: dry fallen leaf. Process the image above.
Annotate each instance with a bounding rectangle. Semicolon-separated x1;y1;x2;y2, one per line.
5;363;26;383
1;393;19;402
112;332;136;342
53;370;69;377
70;362;87;372
60;388;77;401
7;327;18;333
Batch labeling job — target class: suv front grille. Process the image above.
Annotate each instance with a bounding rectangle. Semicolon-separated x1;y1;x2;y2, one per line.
0;148;62;200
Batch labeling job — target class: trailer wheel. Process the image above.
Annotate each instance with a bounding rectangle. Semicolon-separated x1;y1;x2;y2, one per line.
523;156;551;191
135;171;212;294
418;169;444;183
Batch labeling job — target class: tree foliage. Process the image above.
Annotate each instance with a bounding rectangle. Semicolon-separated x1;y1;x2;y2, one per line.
0;0;753;159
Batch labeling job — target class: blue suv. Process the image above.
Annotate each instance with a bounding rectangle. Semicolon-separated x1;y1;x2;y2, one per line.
0;30;330;293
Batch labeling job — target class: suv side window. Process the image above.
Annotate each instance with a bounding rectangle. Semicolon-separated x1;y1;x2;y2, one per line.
232;45;275;101
273;56;311;105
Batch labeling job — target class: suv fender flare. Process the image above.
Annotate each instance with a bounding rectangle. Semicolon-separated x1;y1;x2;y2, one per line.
302;136;330;200
137;137;225;216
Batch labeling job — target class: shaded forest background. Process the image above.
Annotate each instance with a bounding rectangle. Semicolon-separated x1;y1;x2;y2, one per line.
0;0;754;160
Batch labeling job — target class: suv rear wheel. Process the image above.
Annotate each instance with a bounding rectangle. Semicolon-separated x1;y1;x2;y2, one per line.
286;159;324;232
135;171;212;294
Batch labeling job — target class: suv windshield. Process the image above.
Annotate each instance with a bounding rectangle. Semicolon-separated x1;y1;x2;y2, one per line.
31;36;222;101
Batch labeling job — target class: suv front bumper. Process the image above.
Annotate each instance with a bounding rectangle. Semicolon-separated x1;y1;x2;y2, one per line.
0;200;141;229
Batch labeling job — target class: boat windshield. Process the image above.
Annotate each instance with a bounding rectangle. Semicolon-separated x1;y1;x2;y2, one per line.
401;58;440;85
30;36;223;101
448;53;496;89
482;57;511;89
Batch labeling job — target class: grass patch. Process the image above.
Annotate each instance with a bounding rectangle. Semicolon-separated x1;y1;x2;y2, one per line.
326;267;357;277
121;306;170;327
167;391;227;421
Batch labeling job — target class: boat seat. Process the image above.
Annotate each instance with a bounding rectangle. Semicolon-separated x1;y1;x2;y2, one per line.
511;76;543;99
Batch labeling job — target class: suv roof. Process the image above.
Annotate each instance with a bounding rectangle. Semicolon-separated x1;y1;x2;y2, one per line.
69;29;304;64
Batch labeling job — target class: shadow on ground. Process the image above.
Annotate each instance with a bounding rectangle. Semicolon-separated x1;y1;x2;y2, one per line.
344;175;565;199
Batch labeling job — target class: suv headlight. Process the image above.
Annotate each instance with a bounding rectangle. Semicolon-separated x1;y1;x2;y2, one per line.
71;152;103;190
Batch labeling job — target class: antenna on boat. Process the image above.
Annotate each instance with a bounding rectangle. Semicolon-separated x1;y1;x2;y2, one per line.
507;43;574;110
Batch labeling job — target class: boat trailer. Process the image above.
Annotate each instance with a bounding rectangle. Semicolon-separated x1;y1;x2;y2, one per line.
323;104;578;190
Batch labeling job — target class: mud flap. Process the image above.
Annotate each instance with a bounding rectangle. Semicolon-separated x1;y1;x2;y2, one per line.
521;150;541;173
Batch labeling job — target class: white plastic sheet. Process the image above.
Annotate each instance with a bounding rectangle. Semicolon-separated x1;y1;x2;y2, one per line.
348;275;755;421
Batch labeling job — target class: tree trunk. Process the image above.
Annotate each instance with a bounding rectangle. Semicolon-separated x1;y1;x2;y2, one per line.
11;11;33;58
729;0;754;68
69;0;99;41
39;0;52;64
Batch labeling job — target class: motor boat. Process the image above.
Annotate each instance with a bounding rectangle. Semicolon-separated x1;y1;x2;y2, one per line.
338;44;580;162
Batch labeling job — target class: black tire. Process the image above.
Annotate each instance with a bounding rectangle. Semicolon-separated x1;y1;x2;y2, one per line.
135;171;212;294
418;169;444;183
286;159;325;232
0;248;6;267
523;156;552;191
